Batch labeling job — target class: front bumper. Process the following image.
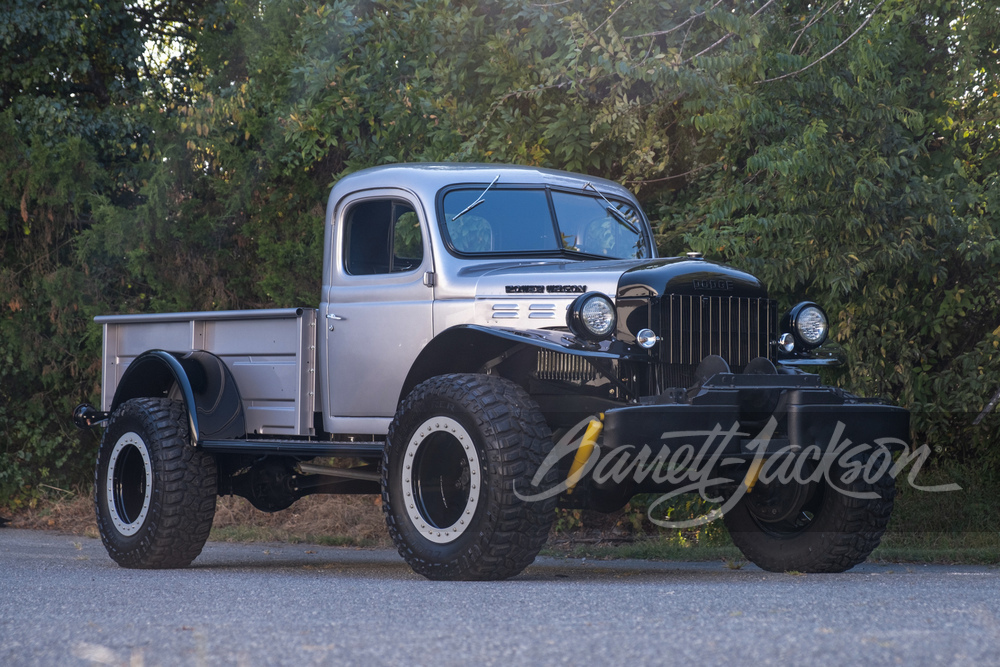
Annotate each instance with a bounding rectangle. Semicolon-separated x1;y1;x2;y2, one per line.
601;374;910;458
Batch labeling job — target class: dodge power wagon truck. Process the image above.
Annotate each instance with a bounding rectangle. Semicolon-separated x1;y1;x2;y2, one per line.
74;163;907;580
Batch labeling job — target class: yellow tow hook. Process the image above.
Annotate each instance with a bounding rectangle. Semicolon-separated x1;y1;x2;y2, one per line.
566;413;603;494
743;457;765;493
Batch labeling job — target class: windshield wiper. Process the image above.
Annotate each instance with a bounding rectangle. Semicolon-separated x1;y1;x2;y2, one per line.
583;182;640;234
452;174;500;222
559;247;613;261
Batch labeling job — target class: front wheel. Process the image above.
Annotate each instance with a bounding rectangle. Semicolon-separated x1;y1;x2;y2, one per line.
382;374;558;580
723;454;896;572
95;397;217;568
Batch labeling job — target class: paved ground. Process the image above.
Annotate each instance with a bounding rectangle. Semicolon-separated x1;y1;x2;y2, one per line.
2;529;999;666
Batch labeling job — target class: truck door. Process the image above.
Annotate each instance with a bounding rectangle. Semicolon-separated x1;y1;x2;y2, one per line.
321;189;434;431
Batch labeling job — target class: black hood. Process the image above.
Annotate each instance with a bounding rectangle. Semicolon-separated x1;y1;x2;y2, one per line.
616;258;768;299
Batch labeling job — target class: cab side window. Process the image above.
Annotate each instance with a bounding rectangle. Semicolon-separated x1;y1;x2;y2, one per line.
343;199;423;275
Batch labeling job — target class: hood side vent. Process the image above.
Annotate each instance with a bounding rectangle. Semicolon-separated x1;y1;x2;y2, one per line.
491;303;520;319
536;350;600;383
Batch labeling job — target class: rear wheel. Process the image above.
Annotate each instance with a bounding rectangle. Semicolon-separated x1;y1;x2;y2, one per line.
95;397;217;568
723;455;895;572
382;374;558;580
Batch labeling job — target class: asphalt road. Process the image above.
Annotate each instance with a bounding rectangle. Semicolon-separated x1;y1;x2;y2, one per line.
1;529;999;666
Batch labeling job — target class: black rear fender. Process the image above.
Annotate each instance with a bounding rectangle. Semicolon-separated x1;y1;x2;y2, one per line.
111;350;246;443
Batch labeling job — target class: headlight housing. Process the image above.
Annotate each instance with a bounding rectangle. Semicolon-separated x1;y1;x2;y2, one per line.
567;292;617;341
781;301;829;349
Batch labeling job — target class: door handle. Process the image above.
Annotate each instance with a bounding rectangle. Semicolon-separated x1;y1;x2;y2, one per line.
326;313;345;331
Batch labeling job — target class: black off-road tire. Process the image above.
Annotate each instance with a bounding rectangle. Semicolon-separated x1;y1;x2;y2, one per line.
95;397;217;568
723;456;896;573
382;374;558;581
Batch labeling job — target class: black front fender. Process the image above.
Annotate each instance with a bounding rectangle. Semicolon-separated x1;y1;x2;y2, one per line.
399;325;628;405
111;350;246;443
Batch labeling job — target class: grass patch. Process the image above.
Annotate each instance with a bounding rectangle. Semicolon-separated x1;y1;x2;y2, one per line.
298;534;377;548
872;532;1000;565
5;488;391;549
209;525;379;548
544;532;1000;566
209;524;286;543
5;462;998;566
872;546;1000;566
541;463;1000;565
208;494;391;548
1;484;98;538
885;464;1000;532
869;462;1000;565
543;538;743;562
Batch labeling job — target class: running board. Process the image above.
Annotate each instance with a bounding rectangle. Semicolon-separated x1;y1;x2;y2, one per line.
199;438;384;458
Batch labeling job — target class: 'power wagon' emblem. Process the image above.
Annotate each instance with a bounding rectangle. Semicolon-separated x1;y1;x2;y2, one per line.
505;285;587;294
693;279;734;291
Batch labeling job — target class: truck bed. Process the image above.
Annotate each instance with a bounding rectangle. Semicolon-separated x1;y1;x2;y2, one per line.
96;308;317;437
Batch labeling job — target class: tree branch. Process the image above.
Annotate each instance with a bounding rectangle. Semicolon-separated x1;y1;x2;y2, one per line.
624;163;713;185
623;0;724;41
790;1;842;55
680;0;775;66
588;0;633;43
757;0;888;84
973;385;1000;426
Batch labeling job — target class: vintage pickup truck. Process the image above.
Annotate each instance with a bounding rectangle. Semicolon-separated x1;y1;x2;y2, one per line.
74;163;907;580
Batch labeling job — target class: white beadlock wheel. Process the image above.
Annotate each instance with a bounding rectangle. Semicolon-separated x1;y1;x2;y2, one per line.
95;397;218;569
105;432;153;537
382;374;559;581
402;416;481;544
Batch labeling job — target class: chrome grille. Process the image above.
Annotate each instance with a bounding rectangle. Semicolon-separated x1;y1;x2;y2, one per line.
657;295;776;390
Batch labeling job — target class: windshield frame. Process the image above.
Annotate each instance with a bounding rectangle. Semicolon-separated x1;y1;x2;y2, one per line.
435;182;653;261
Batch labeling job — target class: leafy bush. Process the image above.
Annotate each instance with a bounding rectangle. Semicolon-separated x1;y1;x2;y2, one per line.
1;0;996;506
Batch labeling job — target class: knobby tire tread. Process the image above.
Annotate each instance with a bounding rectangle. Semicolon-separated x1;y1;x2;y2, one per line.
726;466;896;573
95;397;217;569
382;374;558;581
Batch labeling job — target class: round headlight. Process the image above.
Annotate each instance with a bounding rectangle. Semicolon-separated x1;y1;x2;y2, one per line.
567;292;617;341
783;301;828;348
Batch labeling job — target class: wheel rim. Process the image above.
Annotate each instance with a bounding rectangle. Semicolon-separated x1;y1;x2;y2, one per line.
107;432;153;537
402;416;481;544
746;482;823;537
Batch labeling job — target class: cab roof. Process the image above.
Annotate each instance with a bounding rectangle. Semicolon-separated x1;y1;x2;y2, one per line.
327;163;636;205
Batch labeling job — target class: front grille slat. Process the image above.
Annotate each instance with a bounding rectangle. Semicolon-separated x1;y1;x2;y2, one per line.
657;294;776;392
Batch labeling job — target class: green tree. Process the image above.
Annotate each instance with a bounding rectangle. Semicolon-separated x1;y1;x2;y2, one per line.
2;0;997;506
675;0;1000;459
0;0;232;503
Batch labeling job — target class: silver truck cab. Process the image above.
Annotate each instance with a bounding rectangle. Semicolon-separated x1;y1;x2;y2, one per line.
320;164;647;433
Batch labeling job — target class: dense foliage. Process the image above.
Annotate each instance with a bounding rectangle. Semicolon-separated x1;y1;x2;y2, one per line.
1;0;997;505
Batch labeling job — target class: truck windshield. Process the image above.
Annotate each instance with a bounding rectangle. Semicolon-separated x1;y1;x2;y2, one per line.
440;186;650;259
